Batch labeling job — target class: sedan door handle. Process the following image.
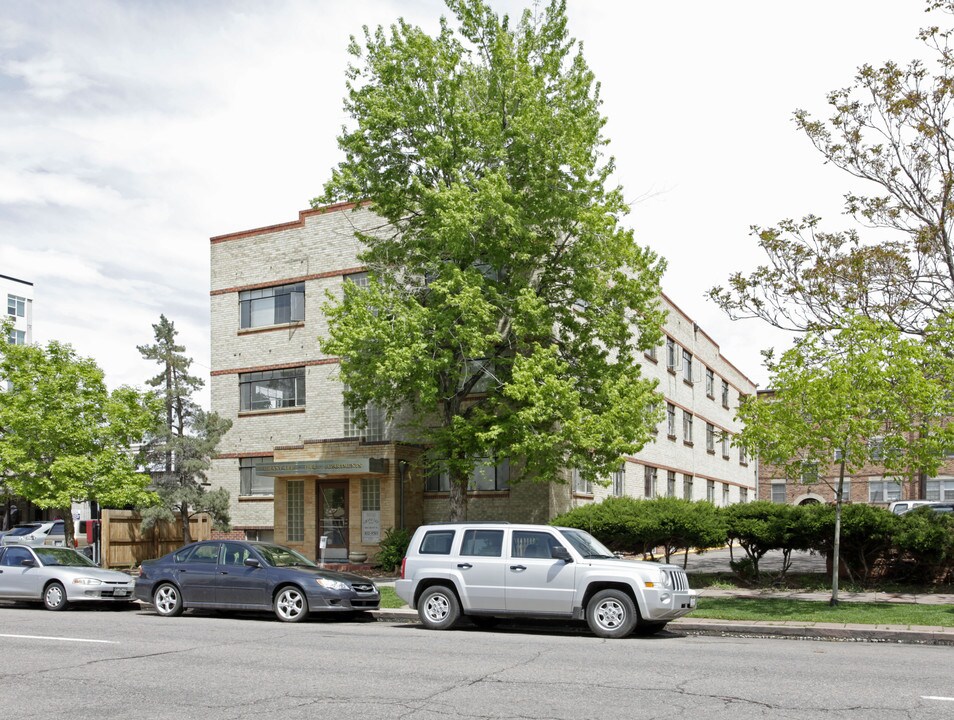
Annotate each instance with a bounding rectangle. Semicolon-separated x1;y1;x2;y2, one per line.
509;565;527;571
457;563;472;569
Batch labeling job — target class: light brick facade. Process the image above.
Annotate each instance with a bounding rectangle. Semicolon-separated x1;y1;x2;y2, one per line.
209;204;759;561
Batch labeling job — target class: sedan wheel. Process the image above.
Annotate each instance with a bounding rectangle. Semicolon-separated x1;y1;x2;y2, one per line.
153;582;184;617
43;582;68;611
274;586;309;623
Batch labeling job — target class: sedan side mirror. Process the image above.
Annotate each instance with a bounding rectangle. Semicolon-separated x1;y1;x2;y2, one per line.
244;558;262;568
20;558;36;567
551;546;572;563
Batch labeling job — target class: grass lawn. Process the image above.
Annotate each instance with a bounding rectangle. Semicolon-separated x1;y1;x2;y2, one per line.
379;587;405;609
693;597;954;627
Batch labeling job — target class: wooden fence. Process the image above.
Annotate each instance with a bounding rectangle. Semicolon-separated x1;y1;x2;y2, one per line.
100;509;211;568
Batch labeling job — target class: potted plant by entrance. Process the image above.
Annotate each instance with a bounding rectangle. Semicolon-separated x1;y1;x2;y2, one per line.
348;551;368;563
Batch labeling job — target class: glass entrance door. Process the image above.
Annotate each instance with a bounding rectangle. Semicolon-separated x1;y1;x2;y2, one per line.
318;482;348;560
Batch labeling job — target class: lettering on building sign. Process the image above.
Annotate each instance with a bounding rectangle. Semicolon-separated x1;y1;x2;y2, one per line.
257;458;388;477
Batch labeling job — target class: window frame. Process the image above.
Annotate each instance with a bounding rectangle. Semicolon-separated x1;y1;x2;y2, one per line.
238;282;305;329
239;456;275;496
239;367;306;412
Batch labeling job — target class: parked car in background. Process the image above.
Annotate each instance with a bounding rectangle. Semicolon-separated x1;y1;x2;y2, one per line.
396;522;697;639
135;540;380;623
889;500;939;515
0;544;136;610
906;503;954;515
1;520;88;550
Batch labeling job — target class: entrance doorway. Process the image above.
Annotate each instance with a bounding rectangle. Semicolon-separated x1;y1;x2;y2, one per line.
317;482;348;560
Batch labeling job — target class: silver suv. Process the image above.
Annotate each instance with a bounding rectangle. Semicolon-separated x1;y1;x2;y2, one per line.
395;522;697;638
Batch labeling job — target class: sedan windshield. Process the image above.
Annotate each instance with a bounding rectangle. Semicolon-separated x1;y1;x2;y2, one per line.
35;547;97;567
557;528;616;559
256;544;317;568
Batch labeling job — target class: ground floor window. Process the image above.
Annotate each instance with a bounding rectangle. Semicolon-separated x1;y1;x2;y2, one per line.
240;456;274;496
926;477;954;501
771;480;786;504
740;487;748;503
706;479;715;502
572;468;593;495
868;478;901;503
644;466;657;498
683;474;693;500
426;457;510;492
667;470;676;498
612;466;625;497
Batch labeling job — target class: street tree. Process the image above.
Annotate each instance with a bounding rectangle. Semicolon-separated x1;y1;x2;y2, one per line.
137;315;232;543
319;0;665;520
710;1;954;336
735;314;954;604
0;333;158;545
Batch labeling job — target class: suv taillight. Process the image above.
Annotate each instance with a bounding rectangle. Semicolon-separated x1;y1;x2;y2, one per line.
400;556;407;579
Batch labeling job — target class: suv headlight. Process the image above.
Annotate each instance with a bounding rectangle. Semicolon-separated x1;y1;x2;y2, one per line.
316;578;349;591
72;578;103;586
660;571;674;590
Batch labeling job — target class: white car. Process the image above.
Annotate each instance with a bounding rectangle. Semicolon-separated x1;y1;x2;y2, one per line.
888;500;939;515
0;544;135;610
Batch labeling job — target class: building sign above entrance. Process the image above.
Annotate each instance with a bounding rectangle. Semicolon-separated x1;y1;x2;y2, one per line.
257;458;388;477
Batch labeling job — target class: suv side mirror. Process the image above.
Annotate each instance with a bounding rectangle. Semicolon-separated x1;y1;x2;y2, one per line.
551;546;572;563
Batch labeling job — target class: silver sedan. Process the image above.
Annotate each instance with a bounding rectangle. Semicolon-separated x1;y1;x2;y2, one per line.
0;544;135;610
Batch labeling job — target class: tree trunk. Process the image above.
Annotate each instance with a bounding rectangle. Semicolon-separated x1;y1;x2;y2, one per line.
62;508;75;548
448;471;467;522
830;459;846;606
181;504;192;545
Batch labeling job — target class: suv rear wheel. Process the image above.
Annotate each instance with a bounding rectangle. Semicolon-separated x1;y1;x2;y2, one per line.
586;589;637;638
418;586;460;630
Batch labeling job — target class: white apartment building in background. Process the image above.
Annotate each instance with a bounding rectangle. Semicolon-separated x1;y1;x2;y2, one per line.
208;204;758;562
2;274;33;346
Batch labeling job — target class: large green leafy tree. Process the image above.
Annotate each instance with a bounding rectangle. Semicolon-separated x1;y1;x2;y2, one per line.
735;314;954;603
710;1;954;336
137;316;232;543
0;333;159;545
319;0;665;520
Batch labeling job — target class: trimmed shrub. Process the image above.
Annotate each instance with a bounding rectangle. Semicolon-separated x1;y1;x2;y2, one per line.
375;526;412;572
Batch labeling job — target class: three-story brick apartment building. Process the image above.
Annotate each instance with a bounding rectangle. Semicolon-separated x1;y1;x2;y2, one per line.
208;203;758;562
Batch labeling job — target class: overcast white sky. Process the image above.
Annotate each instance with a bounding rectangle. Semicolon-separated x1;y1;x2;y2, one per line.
0;0;935;407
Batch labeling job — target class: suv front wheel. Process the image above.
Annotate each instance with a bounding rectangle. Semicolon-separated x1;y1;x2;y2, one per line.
418;586;460;630
586;589;637;638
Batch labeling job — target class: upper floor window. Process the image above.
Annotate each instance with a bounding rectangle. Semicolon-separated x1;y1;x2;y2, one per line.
721;433;730;459
611;466;625;497
682;349;693;383
740;487;748;503
239;367;305;411
666;403;676;437
239;282;304;329
683;474;693;500
7;294;25;318
721;380;730;408
705;368;714;397
667;470;676;497
644;466;657;498
666;337;677;371
7;329;25;345
645;343;657;362
722;483;730;506
706;479;715;502
343;395;385;442
572;468;593;495
240;456;275;496
706;423;715;453
682;410;693;444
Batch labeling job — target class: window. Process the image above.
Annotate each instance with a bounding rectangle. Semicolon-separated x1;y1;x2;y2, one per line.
7;294;25;318
683;474;694;500
461;529;503;557
706;424;715;453
667;470;676;498
240;456;274;496
362;478;380;511
740;488;748;503
705;368;714;397
834;448;844;462
739;445;748;466
7;329;25;345
346;271;369;287
682;411;693;444
682;349;693;383
223;542;251;566
868;437;884;461
189;543;221;564
666;403;676;437
239;282;304;329
721;380;730;408
343;395;385;441
612;466;625;497
420;530;455;554
722;483;730;506
425;458;510;492
868;479;901;503
771;480;786;503
706;479;715;502
240;367;305;411
512;530;558;559
800;461;819;484
666;337;677;370
0;546;31;567
721;433;730;459
644;466;657;498
926;477;954;501
287;480;304;542
572;469;593;495
645;343;657;361
835;480;851;503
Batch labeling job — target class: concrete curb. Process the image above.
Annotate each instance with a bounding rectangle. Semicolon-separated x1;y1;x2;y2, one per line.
369;608;954;645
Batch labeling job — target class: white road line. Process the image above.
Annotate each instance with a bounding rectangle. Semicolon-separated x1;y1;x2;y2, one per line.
922;697;954;702
0;633;118;644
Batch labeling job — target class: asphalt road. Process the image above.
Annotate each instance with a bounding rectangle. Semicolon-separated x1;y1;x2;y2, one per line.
1;603;952;719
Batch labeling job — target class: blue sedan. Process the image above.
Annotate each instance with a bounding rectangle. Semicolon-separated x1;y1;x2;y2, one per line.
135;540;379;622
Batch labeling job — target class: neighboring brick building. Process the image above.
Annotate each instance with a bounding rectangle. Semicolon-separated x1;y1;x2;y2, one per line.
208;203;759;562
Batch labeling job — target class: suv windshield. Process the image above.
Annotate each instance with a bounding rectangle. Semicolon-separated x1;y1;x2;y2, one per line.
557;528;616;559
255;544;316;568
35;547;97;567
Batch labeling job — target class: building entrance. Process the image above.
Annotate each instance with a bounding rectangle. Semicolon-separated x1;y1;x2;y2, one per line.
318;481;348;560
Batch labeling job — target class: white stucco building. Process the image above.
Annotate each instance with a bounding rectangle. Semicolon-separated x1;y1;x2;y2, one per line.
2;274;33;346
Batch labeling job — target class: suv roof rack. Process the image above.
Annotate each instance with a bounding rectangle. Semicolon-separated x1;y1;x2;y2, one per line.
424;520;511;525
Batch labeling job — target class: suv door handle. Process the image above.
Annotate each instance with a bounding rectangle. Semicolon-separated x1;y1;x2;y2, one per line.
509;565;526;571
457;563;472;569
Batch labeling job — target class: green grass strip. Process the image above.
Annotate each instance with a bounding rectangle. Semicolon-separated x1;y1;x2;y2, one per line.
693;597;954;627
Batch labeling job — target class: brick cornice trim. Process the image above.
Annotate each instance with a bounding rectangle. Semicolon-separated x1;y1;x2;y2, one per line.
624;456;754;490
215;452;275;459
209;200;370;244
211;358;339;377
211;267;367;296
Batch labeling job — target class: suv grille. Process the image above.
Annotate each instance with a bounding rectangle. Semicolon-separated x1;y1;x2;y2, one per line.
666;569;689;591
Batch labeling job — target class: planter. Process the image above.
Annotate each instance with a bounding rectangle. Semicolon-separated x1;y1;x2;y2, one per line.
348;552;368;563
